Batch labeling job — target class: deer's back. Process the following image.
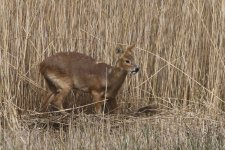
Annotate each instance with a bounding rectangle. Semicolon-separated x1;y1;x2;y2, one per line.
40;52;95;74
40;52;112;90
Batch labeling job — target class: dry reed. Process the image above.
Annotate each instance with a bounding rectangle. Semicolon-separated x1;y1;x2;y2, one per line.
1;0;225;149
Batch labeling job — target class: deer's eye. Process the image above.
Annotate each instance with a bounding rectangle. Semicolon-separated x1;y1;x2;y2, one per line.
125;60;130;64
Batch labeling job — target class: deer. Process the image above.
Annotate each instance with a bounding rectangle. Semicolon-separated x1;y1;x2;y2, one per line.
39;44;139;114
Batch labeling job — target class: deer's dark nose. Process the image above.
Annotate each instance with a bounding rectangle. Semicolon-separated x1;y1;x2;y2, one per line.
135;67;139;73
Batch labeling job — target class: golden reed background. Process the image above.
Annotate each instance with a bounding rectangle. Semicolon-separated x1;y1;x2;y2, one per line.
1;0;225;149
2;0;225;113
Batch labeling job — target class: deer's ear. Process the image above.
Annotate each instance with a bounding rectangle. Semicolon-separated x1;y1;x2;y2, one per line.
115;47;124;54
126;44;135;52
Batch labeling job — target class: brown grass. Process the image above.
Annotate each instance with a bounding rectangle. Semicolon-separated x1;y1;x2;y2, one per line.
1;0;225;149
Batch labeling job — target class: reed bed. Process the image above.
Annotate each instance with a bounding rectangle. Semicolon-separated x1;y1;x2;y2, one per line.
1;0;225;149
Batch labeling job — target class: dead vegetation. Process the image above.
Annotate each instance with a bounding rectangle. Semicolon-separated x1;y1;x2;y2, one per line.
1;0;225;149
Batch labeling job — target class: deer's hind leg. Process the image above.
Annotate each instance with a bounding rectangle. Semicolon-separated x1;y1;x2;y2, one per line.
41;91;55;112
41;76;59;112
52;87;71;114
42;73;72;114
48;76;72;114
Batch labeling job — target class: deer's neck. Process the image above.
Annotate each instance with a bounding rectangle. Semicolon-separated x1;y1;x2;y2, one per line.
107;66;127;94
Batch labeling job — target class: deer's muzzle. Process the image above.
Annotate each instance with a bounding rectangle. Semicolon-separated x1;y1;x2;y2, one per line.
130;65;139;75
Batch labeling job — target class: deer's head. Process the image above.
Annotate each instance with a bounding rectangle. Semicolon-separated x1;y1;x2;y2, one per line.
116;44;139;75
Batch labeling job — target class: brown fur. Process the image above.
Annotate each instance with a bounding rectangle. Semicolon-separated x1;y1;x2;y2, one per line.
40;44;139;114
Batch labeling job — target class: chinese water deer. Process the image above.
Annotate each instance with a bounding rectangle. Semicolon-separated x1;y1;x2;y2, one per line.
39;44;139;114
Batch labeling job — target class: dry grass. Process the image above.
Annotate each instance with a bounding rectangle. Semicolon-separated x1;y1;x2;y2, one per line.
1;0;225;149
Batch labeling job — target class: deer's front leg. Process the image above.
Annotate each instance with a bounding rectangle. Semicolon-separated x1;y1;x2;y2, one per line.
91;91;104;114
108;98;118;114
